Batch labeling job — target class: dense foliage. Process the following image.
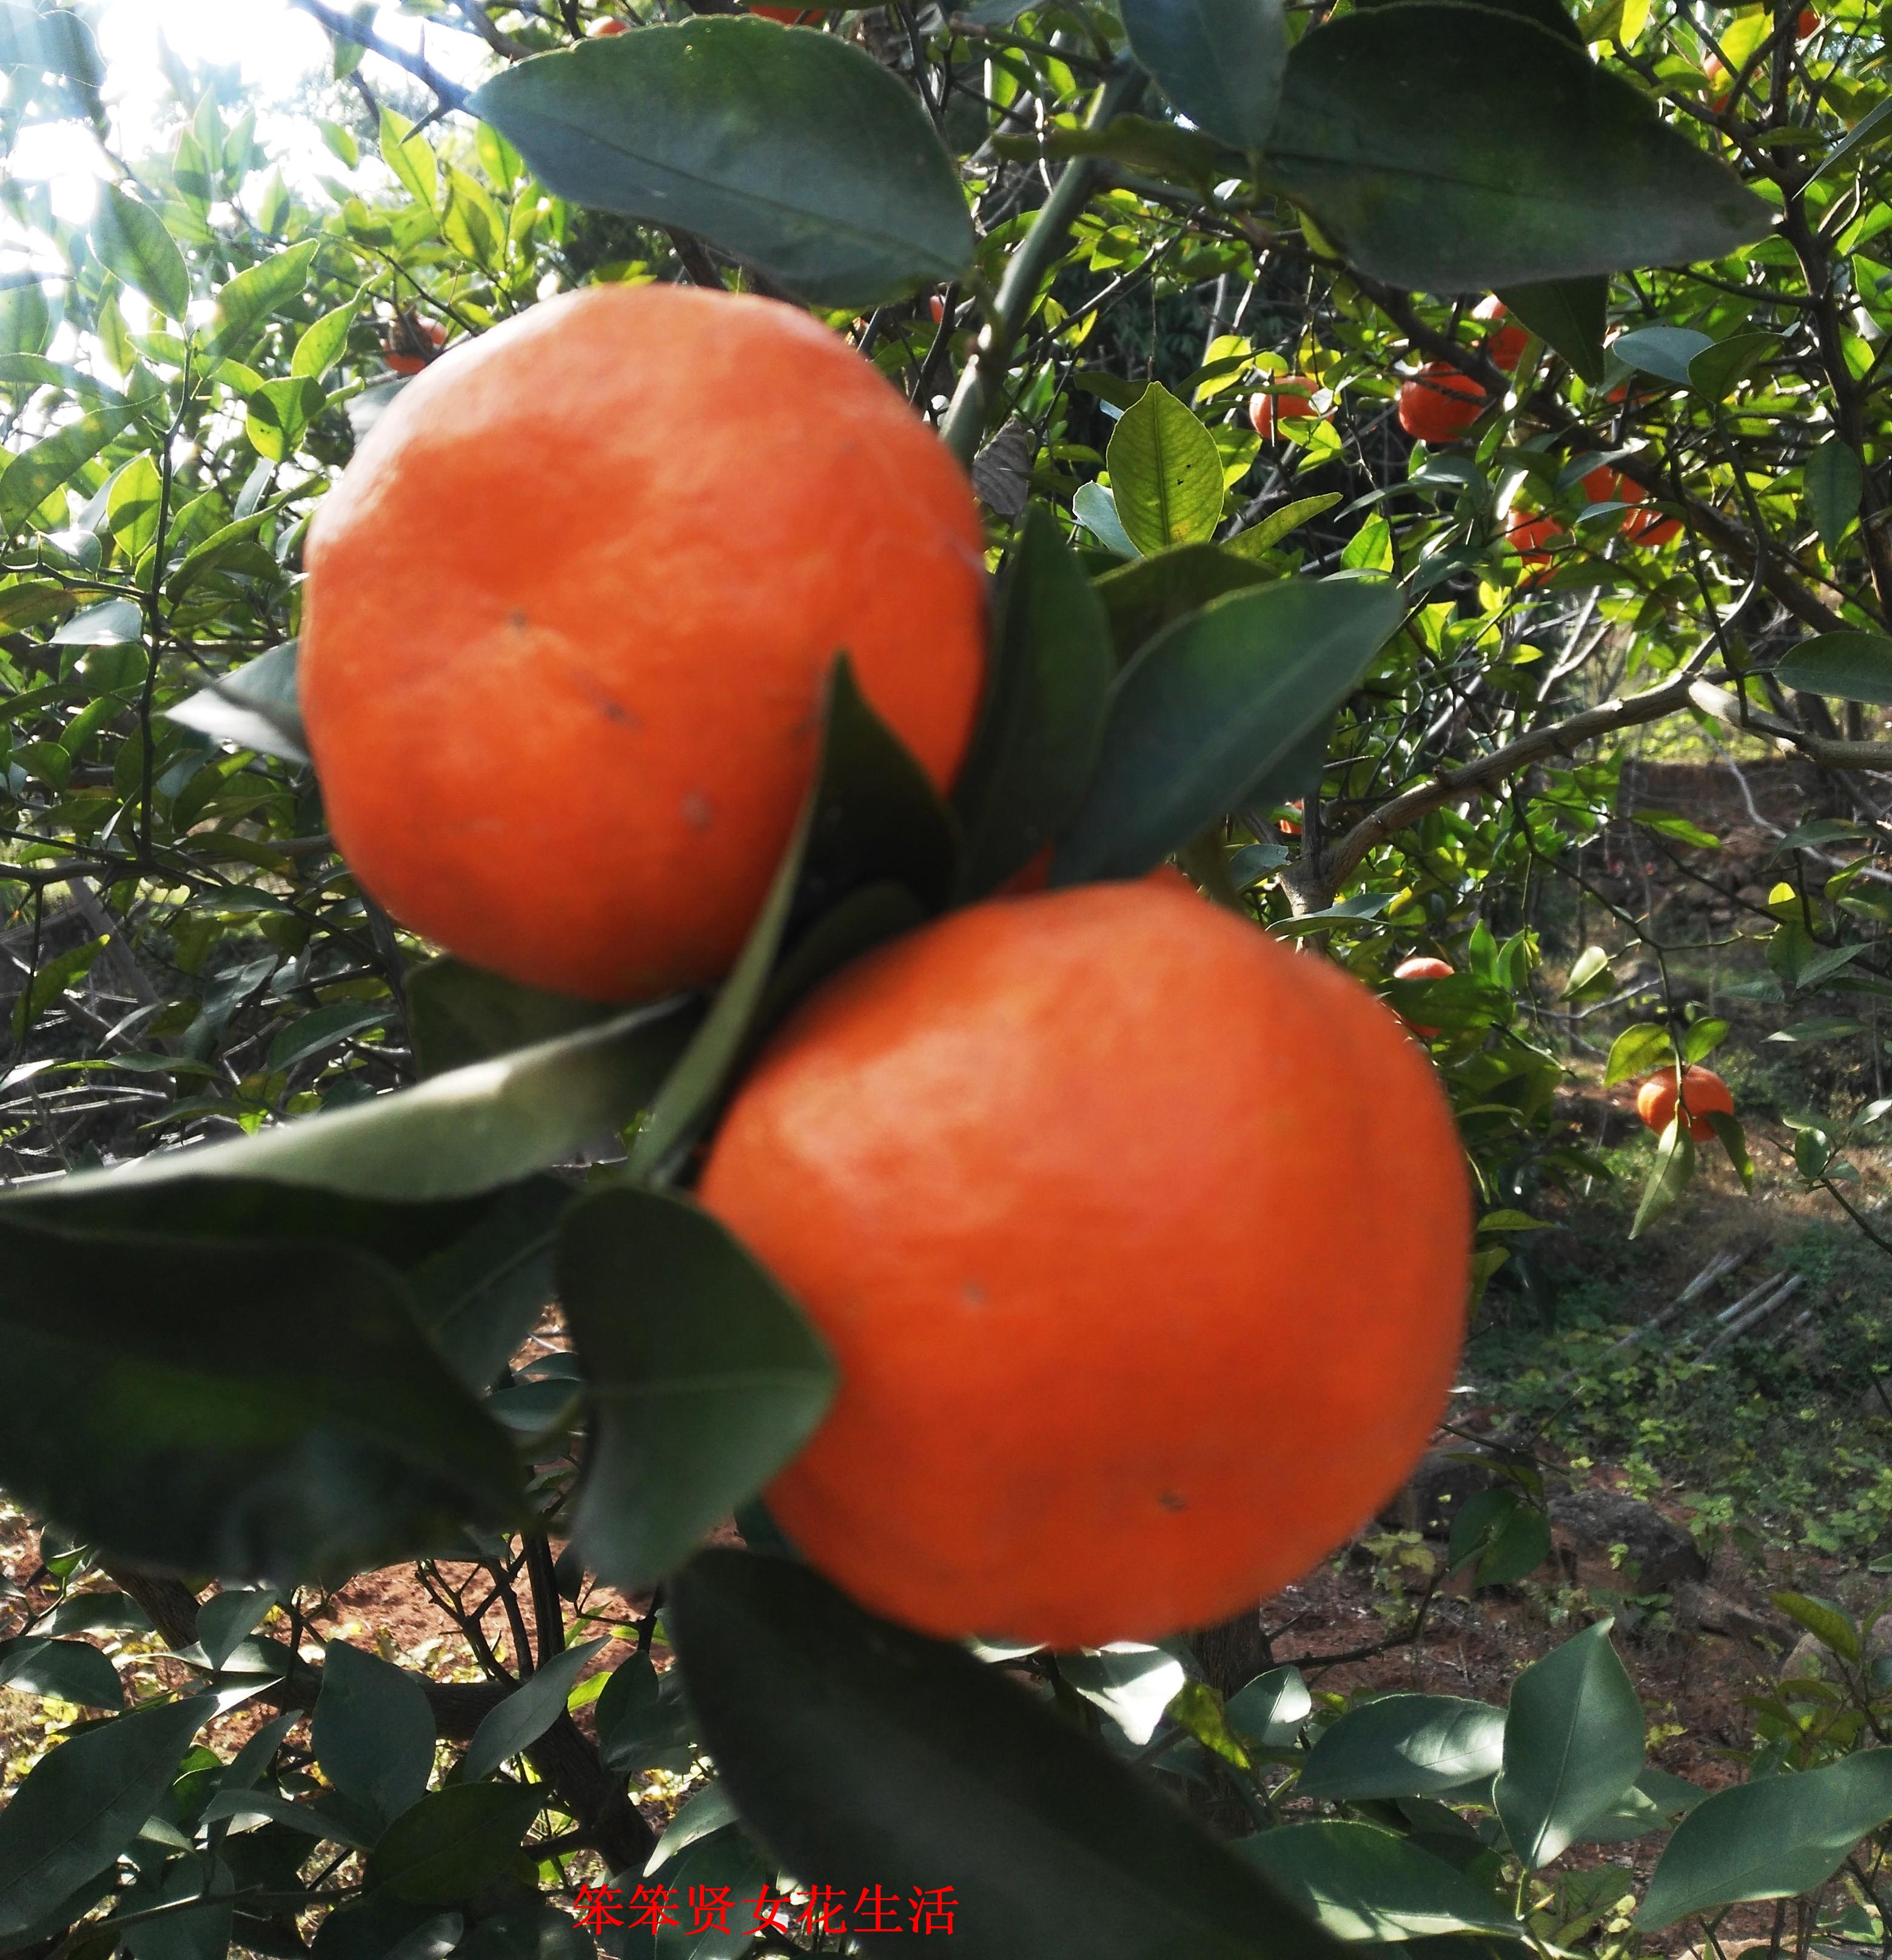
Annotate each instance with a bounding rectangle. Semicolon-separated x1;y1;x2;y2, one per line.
0;0;1888;1955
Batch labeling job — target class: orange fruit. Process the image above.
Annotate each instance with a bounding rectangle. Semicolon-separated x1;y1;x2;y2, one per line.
928;295;947;324
1636;1066;1734;1141
750;4;816;19
1580;464;1624;503
586;15;628;31
1392;954;1454;1038
1247;375;1323;440
301;284;987;1001
1620;475;1682;547
1397;363;1486;444
384;318;445;376
1797;7;1819;35
1471;298;1528;371
1502;510;1562;565
699;881;1472;1647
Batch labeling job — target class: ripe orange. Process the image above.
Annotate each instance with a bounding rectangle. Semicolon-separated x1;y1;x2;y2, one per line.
1580;464;1625;503
1397;363;1486;444
928;295;947;324
384;318;445;376
586;15;628;31
1472;298;1528;372
1797;7;1819;35
1392;954;1454;1038
699;881;1472;1647
1247;375;1322;440
1620;476;1682;547
301;285;987;1001
1636;1066;1734;1141
1502;510;1562;565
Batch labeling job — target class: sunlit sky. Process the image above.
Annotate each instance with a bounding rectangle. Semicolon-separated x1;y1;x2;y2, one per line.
13;2;495;220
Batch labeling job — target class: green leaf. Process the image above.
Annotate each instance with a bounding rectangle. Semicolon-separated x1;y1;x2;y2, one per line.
1107;382;1225;555
0;1207;525;1581
595;1653;694;1777
562;1189;835;1591
292;301;358;383
469;22;974;307
1094;543;1273;660
90;184;190;320
1771;1591;1862;1663
1236;1823;1523;1939
1073;480;1139;559
1703;1108;1754;1193
441;164;505;271
1119;0;1285;149
268;1001;385;1073
1494;1620;1644;1867
1767;919;1863;991
12;933;108;1041
201;241;318;360
669;1549;1347;1960
0;405;136;528
626;659;955;1180
1059;1648;1190;1745
1634;808;1719;849
951;506;1113;899
1611;325;1714;384
461;1638;608;1783
406;959;625;1078
1225;491;1342;559
1226;1666;1312;1747
195;1587;278;1672
1774;631;1892;705
167;640;309;764
1602;1022;1669;1088
380;107;439;210
369;1784;542;1906
1264;5;1767;290
1052;577;1403;883
1687;331;1777;400
1297;1695;1505;1802
1630;1116;1694;1239
1639;1751;1892;1929
1448;1488;1552;1586
0;1697;208;1942
246;375;325;463
0;1637;123;1709
1682;1017;1728;1064
1497;277;1605;383
314;1642;437;1827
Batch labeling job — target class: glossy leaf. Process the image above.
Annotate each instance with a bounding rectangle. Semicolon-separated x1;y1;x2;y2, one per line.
201;241;318;359
1073;480;1139;559
562;1189;835;1591
1053;577;1403;883
1224;491;1342;559
1058;1647;1189;1746
1266;7;1768;290
1771;1590;1861;1662
370;1785;543;1906
1297;1695;1506;1802
1095;542;1273;661
469;22;973;306
1611;325;1714;385
1497;277;1606;382
669;1549;1346;1960
314;1641;437;1827
0;405;135;526
1119;0;1285;150
406;958;628;1078
0;1697;208;1942
1236;1823;1523;1939
1494;1620;1644;1867
461;1637;608;1782
1775;630;1892;705
1226;1666;1313;1747
0;1207;525;1580
1107;381;1226;555
167;639;308;765
1602;1022;1669;1087
1639;1750;1892;1928
952;506;1113;899
1688;331;1777;400
0;1636;123;1708
90;183;190;320
1629;1116;1694;1240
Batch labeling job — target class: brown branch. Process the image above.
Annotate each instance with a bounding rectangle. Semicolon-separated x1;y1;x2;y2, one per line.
287;0;471;110
445;0;533;59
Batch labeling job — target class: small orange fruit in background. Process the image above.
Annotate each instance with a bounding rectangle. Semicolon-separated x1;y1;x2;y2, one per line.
1581;463;1625;503
1392;954;1454;1038
1620;475;1683;547
1502;509;1562;567
1636;1066;1734;1141
700;880;1472;1648
1397;363;1486;443
750;4;817;19
384;318;445;375
586;14;628;31
1797;7;1819;34
1472;297;1529;373
301;284;988;1001
1247;375;1322;440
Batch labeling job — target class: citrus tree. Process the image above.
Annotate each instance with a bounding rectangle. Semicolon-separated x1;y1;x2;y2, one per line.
0;1;1889;1956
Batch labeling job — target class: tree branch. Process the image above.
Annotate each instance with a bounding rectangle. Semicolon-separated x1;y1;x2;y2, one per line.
288;0;471;111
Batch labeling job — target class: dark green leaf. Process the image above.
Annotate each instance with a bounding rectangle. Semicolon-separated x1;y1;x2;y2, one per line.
1226;1666;1312;1747
1236;1823;1523;1939
627;659;956;1178
1629;1116;1694;1240
12;934;108;1041
1224;492;1341;559
90;184;190;320
595;1654;695;1777
1494;1620;1643;1867
1640;1751;1892;1929
195;1588;277;1672
0;1697;208;1942
1496;277;1606;382
1297;1696;1505;1802
0;1208;525;1582
562;1189;835;1591
1774;631;1892;705
1446;1489;1551;1587
469;22;973;307
1119;0;1285;149
0;1637;122;1709
406;959;628;1078
1052;577;1402;882
1703;1109;1754;1192
1107;382;1225;555
167;640;309;766
1602;1022;1668;1088
0;406;136;528
1265;6;1767;290
1687;331;1777;400
314;1642;437;1827
952;506;1113;898
268;1002;385;1073
458;1902;597;1960
669;1549;1346;1960
461;1637;608;1782
1771;1591;1861;1663
1094;543;1273;661
369;1785;542;1906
